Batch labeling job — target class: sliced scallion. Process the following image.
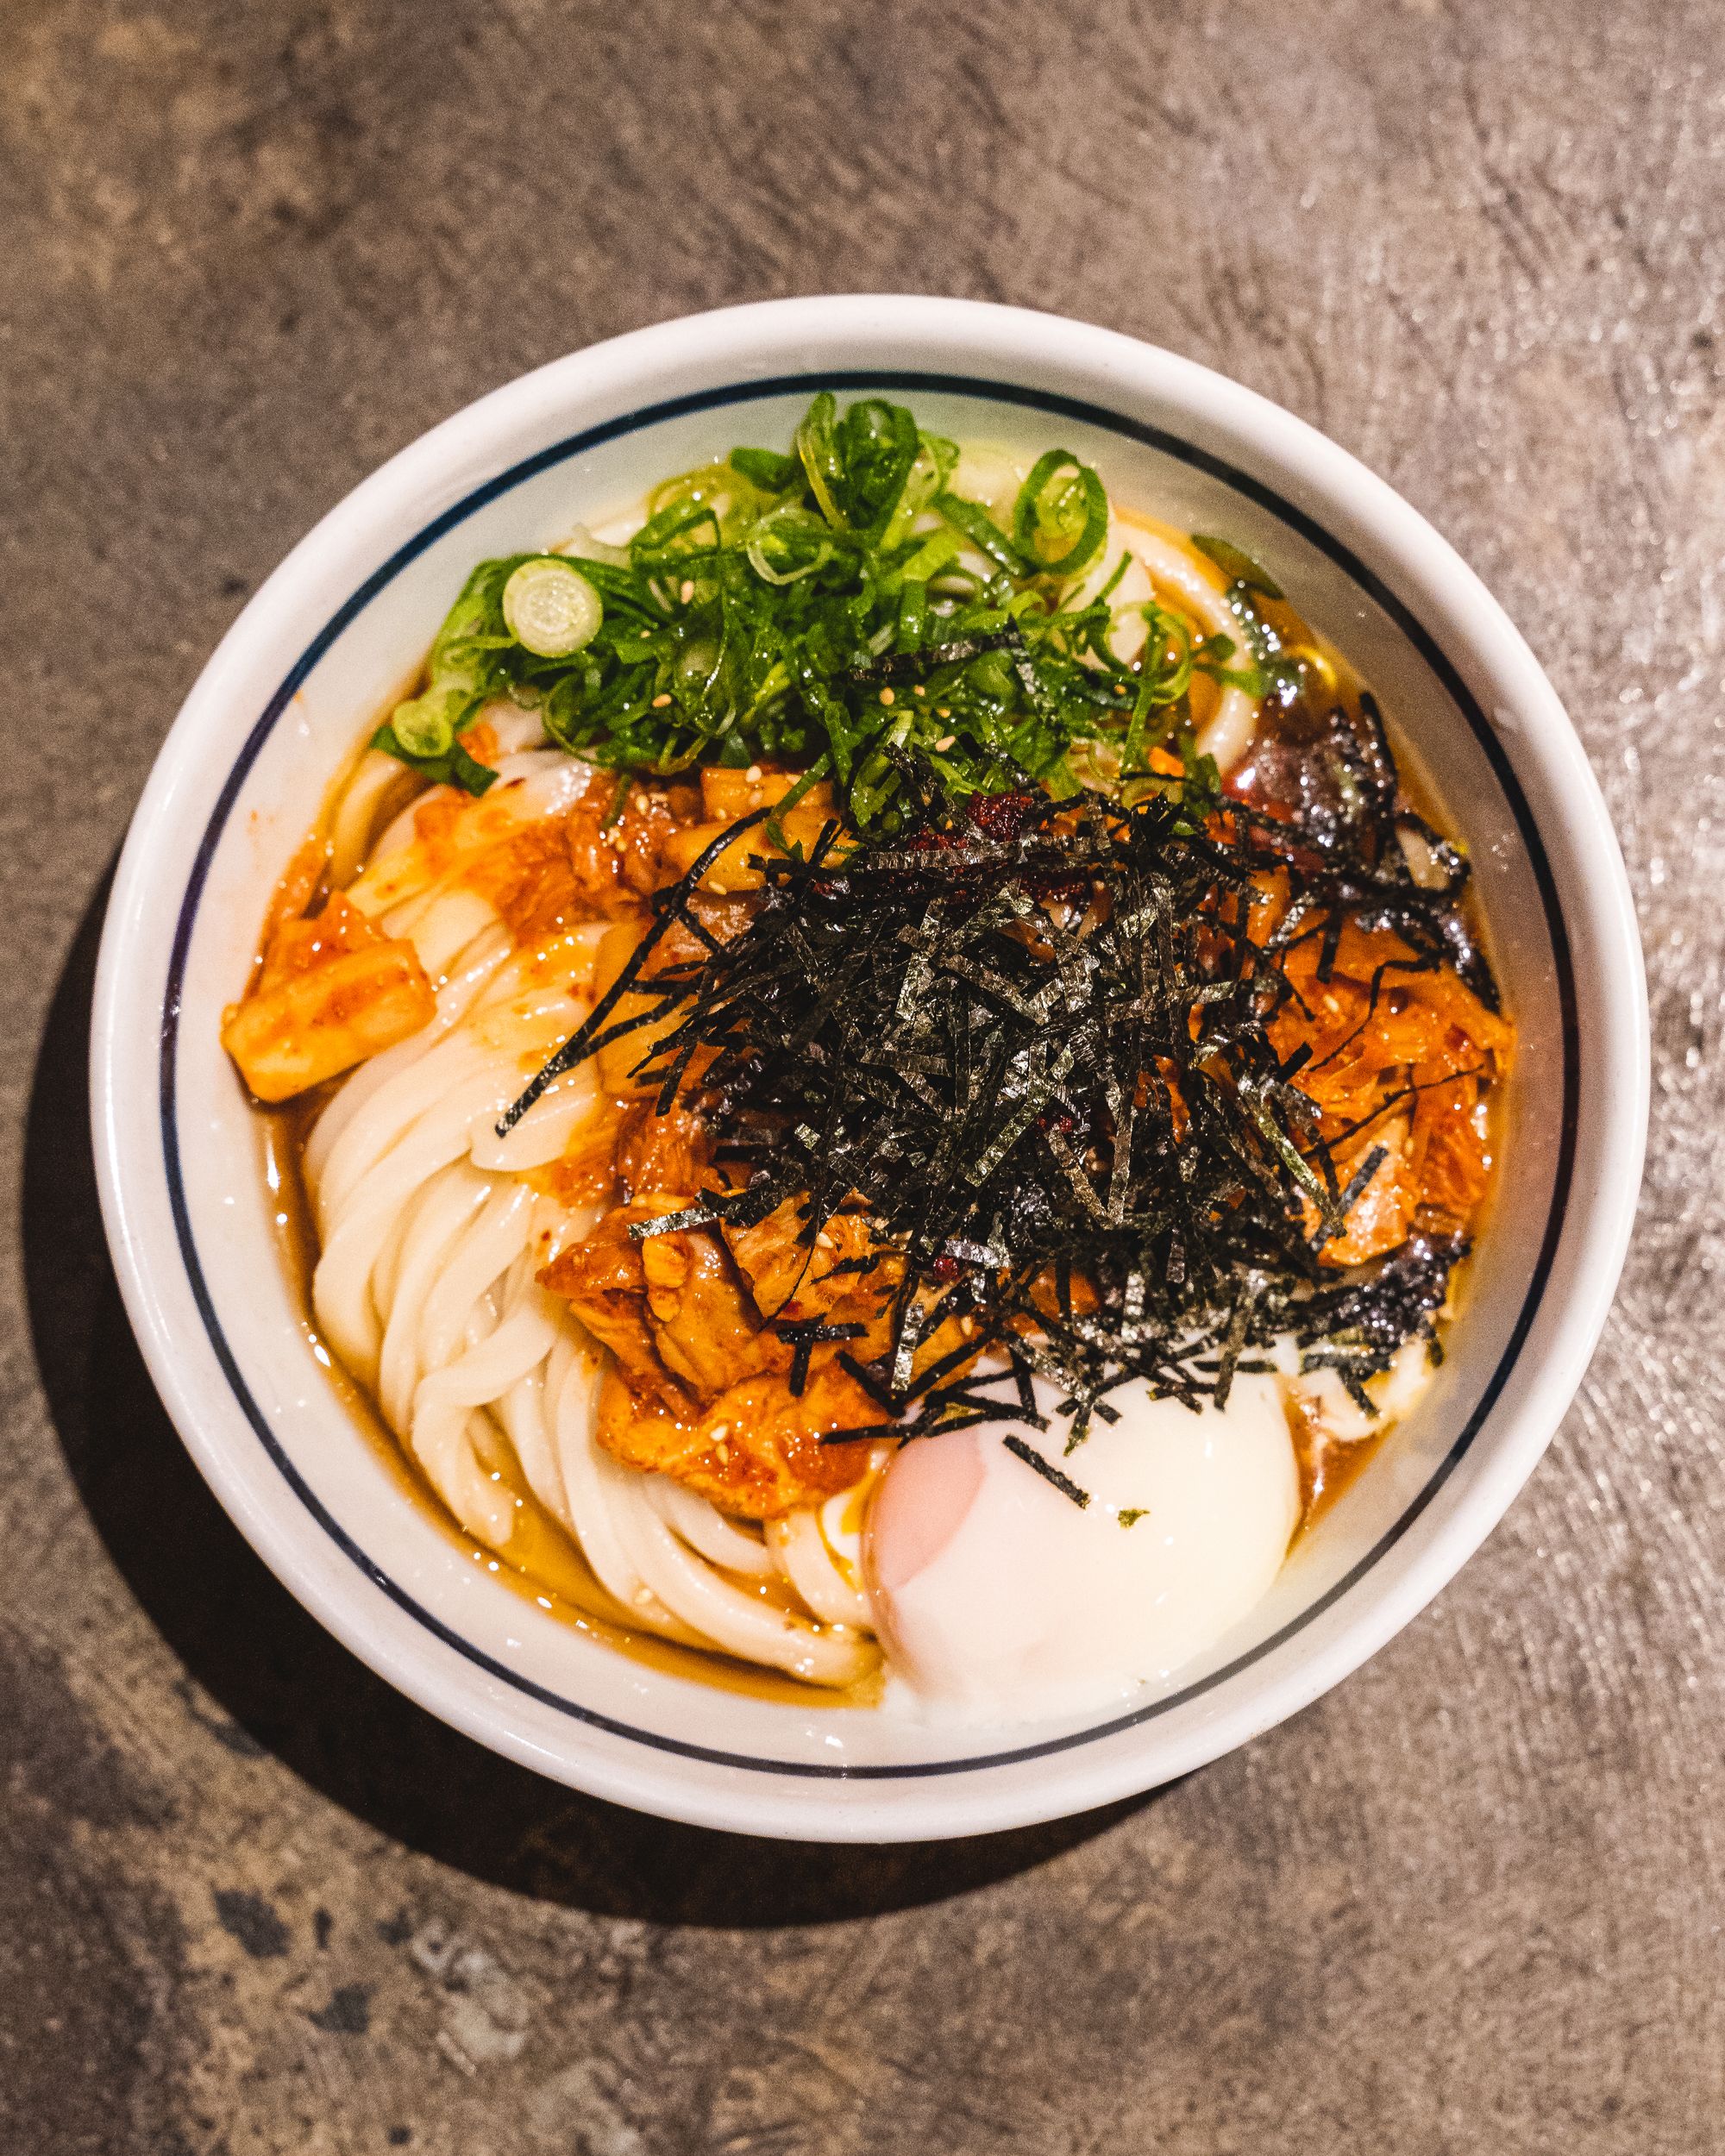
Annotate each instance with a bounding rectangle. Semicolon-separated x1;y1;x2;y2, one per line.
390;699;455;758
898;526;962;584
795;392;849;528
1013;450;1107;577
835;398;920;535
730;445;800;493
369;393;1330;830
502;557;603;657
932;490;1030;577
746;505;835;586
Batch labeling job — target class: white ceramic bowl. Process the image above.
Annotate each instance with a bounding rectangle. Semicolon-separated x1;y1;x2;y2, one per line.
91;297;1647;1841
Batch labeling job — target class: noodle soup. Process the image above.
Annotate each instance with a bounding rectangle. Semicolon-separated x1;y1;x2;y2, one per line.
220;395;1513;1724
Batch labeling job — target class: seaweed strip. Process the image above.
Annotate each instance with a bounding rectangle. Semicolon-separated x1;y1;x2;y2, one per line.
1003;1435;1091;1508
511;761;1502;1434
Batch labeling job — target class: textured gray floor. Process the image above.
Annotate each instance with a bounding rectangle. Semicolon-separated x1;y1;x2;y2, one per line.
3;2;1721;2149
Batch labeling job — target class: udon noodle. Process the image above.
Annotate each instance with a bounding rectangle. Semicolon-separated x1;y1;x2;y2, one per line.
298;761;877;1684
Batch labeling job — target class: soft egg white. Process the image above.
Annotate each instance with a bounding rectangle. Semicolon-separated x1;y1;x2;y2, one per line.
863;1373;1302;1724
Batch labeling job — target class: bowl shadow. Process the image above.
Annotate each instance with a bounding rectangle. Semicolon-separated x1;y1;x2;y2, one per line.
22;871;1156;1926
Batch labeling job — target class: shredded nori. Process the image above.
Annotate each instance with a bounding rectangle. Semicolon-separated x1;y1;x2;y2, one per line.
500;716;1500;1450
1004;1436;1092;1508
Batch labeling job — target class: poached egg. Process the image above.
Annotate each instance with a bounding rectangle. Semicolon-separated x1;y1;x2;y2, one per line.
863;1373;1302;1723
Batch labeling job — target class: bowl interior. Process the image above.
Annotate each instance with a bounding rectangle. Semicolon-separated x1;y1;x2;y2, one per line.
158;375;1570;1793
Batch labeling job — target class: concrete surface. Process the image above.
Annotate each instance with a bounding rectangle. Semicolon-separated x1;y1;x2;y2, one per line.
3;2;1722;2149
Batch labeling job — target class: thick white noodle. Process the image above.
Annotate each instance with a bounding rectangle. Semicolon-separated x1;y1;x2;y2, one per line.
415;1182;535;1377
603;1457;873;1687
490;748;580;786
768;1510;875;1631
312;1002;506;1224
411;888;499;980
299;811;875;1686
647;1477;776;1578
369;1185;419;1320
548;1354;706;1644
376;1166;493;1430
477;701;550;756
311;1065;518;1379
410;1298;563;1548
469;1062;599;1175
498;1326;580;1530
329;749;407;885
317;1044;507;1242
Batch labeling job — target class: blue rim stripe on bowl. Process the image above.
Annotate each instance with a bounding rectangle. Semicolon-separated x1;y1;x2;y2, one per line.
160;372;1580;1780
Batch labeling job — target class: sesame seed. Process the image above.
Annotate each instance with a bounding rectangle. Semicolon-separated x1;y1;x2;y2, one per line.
913;685;926;696
709;877;728;894
651;693;672;708
745;763;762;782
879;686;895;705
639;628;651;638
709;1423;731;1444
680;579;695;603
815;1231;835;1250
632;793;649;811
936;705;951;718
934;734;957;752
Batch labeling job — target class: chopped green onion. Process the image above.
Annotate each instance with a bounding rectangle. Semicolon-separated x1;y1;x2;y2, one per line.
630;498;719;560
643;461;770;544
369;720;498;798
933;491;1030;577
367;394;1325;832
746;505;835;586
1013;450;1108;577
731;446;801;492
502;558;603;656
835;398;920;536
898;526;962;584
881;433;959;549
390;699;455;758
896;578;929;649
795;392;848;529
